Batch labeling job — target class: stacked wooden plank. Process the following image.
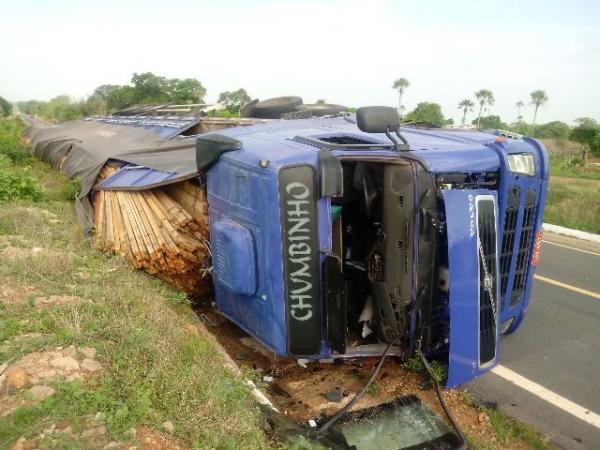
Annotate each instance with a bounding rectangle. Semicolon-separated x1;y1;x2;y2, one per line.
92;167;212;296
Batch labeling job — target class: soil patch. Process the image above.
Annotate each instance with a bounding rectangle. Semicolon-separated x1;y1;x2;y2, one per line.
194;305;511;448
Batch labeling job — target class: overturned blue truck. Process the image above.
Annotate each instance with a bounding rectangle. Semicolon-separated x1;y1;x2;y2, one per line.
25;106;548;390
200;107;548;388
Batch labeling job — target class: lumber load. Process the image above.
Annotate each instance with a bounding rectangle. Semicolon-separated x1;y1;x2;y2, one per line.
92;171;212;296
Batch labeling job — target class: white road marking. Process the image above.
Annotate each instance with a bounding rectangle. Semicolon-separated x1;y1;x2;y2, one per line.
492;365;600;429
542;240;600;257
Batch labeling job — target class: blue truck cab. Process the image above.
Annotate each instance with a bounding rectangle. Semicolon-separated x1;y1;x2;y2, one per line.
202;107;549;387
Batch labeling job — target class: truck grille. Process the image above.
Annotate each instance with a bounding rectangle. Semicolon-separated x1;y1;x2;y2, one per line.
500;187;519;305
477;197;498;366
510;190;537;307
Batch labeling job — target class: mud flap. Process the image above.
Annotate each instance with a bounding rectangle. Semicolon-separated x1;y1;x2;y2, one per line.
443;190;500;388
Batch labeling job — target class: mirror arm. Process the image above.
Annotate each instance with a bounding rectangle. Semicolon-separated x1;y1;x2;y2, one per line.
385;127;410;152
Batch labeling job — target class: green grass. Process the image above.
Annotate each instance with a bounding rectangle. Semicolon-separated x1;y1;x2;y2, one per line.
486;408;552;450
549;152;600;180
0;117;273;449
545;179;600;234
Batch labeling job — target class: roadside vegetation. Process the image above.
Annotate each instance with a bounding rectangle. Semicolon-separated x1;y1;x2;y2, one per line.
0;117;271;449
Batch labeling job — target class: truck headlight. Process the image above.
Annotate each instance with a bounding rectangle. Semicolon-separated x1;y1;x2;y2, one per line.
507;153;535;176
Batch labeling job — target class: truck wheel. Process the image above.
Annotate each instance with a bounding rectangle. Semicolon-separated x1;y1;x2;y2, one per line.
252;96;303;119
295;103;348;116
240;99;259;118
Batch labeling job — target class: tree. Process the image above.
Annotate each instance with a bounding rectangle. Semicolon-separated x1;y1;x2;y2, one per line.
474;89;495;128
571;118;600;154
515;101;524;122
90;84;136;111
392;78;410;120
535;121;570;139
472;115;507;130
316;99;326;104
217;88;251;113
530;90;548;129
0;96;12;116
457;99;474;125
404;102;445;126
131;72;169;104
510;121;533;136
167;78;206;104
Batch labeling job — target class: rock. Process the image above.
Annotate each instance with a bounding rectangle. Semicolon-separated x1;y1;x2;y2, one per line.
79;347;97;359
103;443;120;449
161;420;174;433
62;345;77;358
478;412;488;423
263;375;274;383
37;369;58;380
325;388;343;403
81;359;102;372
29;385;56;400
6;369;29;389
50;356;80;372
183;324;200;336
81;425;107;438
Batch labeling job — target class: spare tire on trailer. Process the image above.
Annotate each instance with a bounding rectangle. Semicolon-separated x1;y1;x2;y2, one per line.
252;96;303;118
295;103;348;116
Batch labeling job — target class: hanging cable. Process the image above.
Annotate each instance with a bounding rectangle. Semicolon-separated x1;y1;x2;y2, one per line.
416;345;467;447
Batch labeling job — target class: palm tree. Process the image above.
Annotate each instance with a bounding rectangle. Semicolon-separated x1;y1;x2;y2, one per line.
474;89;495;128
458;99;474;126
530;90;548;128
392;78;410;120
515;101;524;121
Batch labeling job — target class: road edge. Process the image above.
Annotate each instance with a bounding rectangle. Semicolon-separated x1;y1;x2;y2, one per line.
543;223;600;244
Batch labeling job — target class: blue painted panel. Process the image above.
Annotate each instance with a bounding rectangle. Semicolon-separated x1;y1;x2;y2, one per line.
212;219;257;296
98;165;179;189
444;189;500;387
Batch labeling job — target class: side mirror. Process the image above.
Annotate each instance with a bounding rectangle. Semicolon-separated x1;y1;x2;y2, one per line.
356;106;400;133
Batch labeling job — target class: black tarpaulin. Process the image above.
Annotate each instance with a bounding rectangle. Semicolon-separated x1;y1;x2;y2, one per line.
24;120;204;231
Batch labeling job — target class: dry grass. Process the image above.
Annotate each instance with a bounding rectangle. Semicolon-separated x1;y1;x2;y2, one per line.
0;122;273;449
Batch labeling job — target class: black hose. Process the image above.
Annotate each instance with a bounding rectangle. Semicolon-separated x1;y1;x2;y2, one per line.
315;336;400;436
417;348;467;447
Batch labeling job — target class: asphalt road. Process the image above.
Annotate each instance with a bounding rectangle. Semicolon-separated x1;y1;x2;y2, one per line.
468;232;600;449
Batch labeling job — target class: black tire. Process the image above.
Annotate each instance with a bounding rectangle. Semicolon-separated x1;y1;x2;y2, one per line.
295;103;347;116
252;96;303;119
239;99;259;118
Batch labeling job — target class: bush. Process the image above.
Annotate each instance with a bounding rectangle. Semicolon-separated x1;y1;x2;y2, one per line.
0;118;44;201
0;119;28;163
0;164;43;201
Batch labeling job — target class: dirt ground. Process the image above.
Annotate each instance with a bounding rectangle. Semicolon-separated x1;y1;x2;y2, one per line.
194;304;526;449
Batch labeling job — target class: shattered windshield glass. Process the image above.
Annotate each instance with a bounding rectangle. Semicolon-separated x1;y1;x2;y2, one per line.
321;396;460;450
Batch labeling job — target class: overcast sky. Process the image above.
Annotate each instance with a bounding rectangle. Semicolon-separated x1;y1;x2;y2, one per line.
1;0;599;125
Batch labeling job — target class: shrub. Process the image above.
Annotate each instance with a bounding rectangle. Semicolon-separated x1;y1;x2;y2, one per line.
0;119;28;163
0;118;43;201
0;164;43;201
